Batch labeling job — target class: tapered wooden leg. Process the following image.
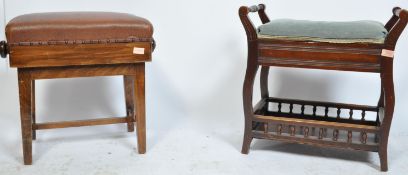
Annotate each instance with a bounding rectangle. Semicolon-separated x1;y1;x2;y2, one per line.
31;80;36;140
260;66;269;99
134;64;146;154
18;69;33;165
375;84;384;142
242;57;259;154
377;84;385;108
258;66;270;131
124;75;135;132
379;58;395;172
379;148;388;172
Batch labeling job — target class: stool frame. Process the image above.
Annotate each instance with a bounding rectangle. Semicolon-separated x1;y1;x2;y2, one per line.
1;40;153;165
239;4;407;171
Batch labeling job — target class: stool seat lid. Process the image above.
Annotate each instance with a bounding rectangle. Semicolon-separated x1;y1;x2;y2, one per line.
6;12;153;46
258;19;388;44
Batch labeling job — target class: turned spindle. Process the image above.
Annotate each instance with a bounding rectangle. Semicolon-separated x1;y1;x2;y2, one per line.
312;106;317;116
333;129;339;141
290;126;296;136
304;127;309;138
349;109;354;119
289;103;293;113
361;132;368;144
277;124;282;135
347;131;353;143
319;128;324;139
337;108;341;119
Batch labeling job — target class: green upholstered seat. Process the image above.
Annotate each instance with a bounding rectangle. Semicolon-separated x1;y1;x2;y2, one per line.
258;19;388;44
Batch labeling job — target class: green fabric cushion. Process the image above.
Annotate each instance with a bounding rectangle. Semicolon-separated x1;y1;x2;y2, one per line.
258;19;388;44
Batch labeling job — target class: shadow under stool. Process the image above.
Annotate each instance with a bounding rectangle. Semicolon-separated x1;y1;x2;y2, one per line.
239;4;408;171
0;12;155;164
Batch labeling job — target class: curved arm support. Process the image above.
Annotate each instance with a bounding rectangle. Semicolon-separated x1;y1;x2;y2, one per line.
385;7;401;31
257;4;270;24
385;8;408;50
239;4;270;41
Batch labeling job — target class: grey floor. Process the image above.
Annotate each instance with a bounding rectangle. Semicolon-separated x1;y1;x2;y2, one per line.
0;113;407;175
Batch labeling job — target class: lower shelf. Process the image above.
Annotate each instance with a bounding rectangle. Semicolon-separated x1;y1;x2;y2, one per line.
251;97;381;151
252;131;379;152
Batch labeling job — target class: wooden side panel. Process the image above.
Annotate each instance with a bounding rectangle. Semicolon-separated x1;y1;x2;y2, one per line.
258;42;382;62
9;42;152;68
258;57;381;73
26;63;137;80
258;45;381;63
257;42;383;72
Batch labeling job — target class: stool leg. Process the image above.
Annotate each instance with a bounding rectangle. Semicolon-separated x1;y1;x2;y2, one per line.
31;80;36;140
124;76;135;132
260;66;270;99
379;58;395;172
257;66;269;131
375;84;385;143
18;69;33;165
242;61;259;154
260;66;269;112
134;64;146;154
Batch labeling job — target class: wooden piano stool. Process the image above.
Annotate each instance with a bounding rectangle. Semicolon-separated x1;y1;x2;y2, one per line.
239;4;408;171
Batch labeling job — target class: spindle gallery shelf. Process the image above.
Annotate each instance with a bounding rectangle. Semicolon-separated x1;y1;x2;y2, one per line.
251;97;381;151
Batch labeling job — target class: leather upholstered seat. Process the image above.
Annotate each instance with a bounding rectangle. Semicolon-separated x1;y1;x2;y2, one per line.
6;12;153;45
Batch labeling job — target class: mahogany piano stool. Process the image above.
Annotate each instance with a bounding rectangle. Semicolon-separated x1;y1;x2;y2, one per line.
0;12;155;165
239;4;407;171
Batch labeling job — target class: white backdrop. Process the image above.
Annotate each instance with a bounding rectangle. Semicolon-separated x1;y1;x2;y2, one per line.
1;0;408;174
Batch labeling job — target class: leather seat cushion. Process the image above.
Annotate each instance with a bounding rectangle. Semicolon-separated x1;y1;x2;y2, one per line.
6;12;153;45
258;19;388;44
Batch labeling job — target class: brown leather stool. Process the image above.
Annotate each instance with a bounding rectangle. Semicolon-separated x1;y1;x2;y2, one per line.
0;12;155;165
